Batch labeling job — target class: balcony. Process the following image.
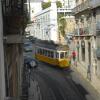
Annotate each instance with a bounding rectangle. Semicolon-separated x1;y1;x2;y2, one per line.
73;0;100;15
91;0;100;8
74;27;93;36
73;0;92;14
57;8;72;13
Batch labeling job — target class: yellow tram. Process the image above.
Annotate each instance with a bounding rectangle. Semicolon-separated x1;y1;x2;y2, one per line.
35;41;71;68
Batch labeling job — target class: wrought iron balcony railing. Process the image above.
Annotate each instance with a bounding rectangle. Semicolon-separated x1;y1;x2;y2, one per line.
57;8;72;13
73;0;100;15
73;0;91;14
91;0;100;8
74;27;93;36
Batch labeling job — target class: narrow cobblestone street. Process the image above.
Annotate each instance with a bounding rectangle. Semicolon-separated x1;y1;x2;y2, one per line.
28;61;100;100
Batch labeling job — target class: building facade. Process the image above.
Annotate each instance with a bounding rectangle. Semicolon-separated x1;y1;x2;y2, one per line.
33;2;58;43
62;0;75;9
26;0;42;21
25;0;42;37
73;0;100;93
27;0;76;44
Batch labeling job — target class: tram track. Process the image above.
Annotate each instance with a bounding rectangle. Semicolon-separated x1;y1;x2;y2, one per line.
31;71;66;100
37;62;87;100
30;72;56;100
31;68;86;100
60;69;87;100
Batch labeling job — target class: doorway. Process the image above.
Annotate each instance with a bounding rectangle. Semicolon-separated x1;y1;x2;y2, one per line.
87;42;91;80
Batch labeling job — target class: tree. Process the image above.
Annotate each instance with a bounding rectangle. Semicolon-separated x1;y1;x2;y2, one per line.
42;2;51;10
58;13;66;37
58;16;66;37
42;1;62;9
56;1;62;8
41;1;66;37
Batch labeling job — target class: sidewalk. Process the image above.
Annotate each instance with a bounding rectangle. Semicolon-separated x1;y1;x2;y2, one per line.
71;67;100;100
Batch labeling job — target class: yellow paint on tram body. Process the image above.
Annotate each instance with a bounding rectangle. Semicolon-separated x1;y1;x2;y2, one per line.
35;54;70;68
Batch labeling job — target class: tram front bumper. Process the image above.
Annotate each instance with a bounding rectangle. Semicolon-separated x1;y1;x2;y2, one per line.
58;59;70;68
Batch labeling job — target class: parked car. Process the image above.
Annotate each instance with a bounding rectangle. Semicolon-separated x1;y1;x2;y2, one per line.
24;57;38;69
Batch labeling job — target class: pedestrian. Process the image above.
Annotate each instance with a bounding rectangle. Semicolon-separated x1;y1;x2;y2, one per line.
72;50;77;66
72;50;76;61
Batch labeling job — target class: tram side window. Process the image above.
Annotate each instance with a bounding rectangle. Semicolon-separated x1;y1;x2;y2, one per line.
43;49;45;56
37;48;39;54
38;49;40;54
35;48;37;54
44;50;47;56
42;49;45;55
51;51;54;58
60;52;64;59
40;49;42;55
48;51;51;57
38;48;42;55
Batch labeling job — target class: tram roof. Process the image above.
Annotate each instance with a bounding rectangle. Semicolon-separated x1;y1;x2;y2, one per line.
35;40;69;51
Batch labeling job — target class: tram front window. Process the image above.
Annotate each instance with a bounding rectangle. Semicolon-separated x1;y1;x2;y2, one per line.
60;52;64;59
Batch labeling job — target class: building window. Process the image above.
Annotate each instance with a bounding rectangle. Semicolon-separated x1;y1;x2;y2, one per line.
96;21;100;36
32;10;34;13
81;41;85;61
77;41;80;61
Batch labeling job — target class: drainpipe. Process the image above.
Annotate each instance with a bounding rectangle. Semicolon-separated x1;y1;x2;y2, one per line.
29;0;31;21
0;0;6;99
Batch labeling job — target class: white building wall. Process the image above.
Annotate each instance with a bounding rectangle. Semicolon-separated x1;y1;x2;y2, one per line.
33;2;58;43
0;0;6;99
63;0;76;9
26;0;42;21
50;2;58;42
30;2;42;21
25;1;42;37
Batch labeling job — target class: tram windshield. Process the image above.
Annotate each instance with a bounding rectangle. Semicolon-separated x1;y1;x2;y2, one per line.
60;52;65;59
60;51;68;59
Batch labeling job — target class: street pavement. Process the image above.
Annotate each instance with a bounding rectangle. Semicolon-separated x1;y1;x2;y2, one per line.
70;67;100;100
28;61;100;100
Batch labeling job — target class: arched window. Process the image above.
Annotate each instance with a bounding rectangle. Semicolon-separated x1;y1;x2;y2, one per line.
81;40;85;61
